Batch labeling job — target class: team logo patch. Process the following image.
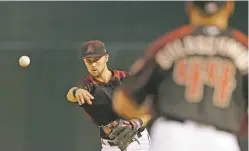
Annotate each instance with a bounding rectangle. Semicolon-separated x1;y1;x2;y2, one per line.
87;45;95;53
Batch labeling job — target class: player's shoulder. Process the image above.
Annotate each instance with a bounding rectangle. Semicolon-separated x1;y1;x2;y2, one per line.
164;24;195;38
74;75;95;91
83;75;94;83
112;70;131;79
145;24;195;57
152;24;194;43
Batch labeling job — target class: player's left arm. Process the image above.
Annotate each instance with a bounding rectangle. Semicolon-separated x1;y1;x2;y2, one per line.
114;70;153;125
232;29;248;103
113;58;164;120
113;25;193;120
231;29;248;137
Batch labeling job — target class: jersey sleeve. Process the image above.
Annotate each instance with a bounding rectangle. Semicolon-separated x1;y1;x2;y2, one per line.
120;25;194;105
243;74;248;104
232;29;248;103
121;57;165;105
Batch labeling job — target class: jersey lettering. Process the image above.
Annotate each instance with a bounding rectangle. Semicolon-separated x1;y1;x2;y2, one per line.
156;35;248;72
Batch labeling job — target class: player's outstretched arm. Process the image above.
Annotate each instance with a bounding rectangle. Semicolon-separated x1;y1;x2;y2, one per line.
66;87;94;105
113;26;192;121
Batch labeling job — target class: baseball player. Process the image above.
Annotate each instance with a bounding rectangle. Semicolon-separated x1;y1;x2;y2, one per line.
66;40;151;151
112;1;248;151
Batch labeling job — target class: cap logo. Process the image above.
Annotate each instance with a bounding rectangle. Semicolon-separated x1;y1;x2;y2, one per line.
86;45;94;53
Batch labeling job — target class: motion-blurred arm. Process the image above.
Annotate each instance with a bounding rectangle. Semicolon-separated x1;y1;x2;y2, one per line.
113;58;164;125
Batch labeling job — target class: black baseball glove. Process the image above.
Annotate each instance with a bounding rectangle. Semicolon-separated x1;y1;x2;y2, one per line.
101;119;143;151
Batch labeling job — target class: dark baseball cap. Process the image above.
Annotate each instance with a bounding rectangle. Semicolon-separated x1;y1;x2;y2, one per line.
80;40;108;59
192;1;227;16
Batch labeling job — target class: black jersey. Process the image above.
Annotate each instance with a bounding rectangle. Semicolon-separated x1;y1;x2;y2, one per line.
120;25;248;134
74;70;131;126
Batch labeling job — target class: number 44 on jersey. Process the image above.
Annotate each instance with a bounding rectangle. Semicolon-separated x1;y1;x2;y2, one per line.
173;56;236;108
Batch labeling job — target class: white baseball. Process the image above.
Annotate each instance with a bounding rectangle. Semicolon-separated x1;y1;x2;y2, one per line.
19;56;31;67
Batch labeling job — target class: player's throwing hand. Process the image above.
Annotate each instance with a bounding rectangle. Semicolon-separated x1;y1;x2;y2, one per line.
74;88;94;105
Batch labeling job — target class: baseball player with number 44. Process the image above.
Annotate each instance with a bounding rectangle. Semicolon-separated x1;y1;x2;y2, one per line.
113;1;248;151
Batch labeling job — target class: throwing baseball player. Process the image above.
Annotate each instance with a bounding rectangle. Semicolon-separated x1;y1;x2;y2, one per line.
66;40;151;151
112;1;248;151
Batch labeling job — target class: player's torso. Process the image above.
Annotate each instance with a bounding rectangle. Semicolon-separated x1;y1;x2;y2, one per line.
155;25;248;133
81;70;129;126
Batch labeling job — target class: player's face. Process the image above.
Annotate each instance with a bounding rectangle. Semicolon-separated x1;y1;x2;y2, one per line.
83;55;108;77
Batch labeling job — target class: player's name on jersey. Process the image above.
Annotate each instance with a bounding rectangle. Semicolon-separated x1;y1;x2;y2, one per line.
156;35;248;73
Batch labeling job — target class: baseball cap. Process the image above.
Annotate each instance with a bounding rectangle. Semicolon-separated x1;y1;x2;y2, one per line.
80;40;108;59
192;1;227;16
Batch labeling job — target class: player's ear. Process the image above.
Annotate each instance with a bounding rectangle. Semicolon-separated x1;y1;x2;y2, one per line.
105;54;109;63
82;59;86;65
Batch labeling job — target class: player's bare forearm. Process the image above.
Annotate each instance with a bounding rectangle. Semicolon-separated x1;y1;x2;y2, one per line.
139;113;152;127
66;87;78;102
112;88;151;121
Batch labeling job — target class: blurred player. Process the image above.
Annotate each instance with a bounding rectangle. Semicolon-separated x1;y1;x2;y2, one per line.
66;40;151;151
112;1;248;151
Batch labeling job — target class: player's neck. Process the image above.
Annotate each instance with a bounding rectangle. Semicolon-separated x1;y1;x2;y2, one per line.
190;11;229;30
95;68;112;83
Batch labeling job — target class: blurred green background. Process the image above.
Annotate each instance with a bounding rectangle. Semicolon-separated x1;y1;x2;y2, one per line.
0;2;247;151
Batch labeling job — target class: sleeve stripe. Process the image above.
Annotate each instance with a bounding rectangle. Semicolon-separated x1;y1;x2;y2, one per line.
232;29;248;48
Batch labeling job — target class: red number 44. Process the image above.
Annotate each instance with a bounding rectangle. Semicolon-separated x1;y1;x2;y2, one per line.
173;57;237;108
